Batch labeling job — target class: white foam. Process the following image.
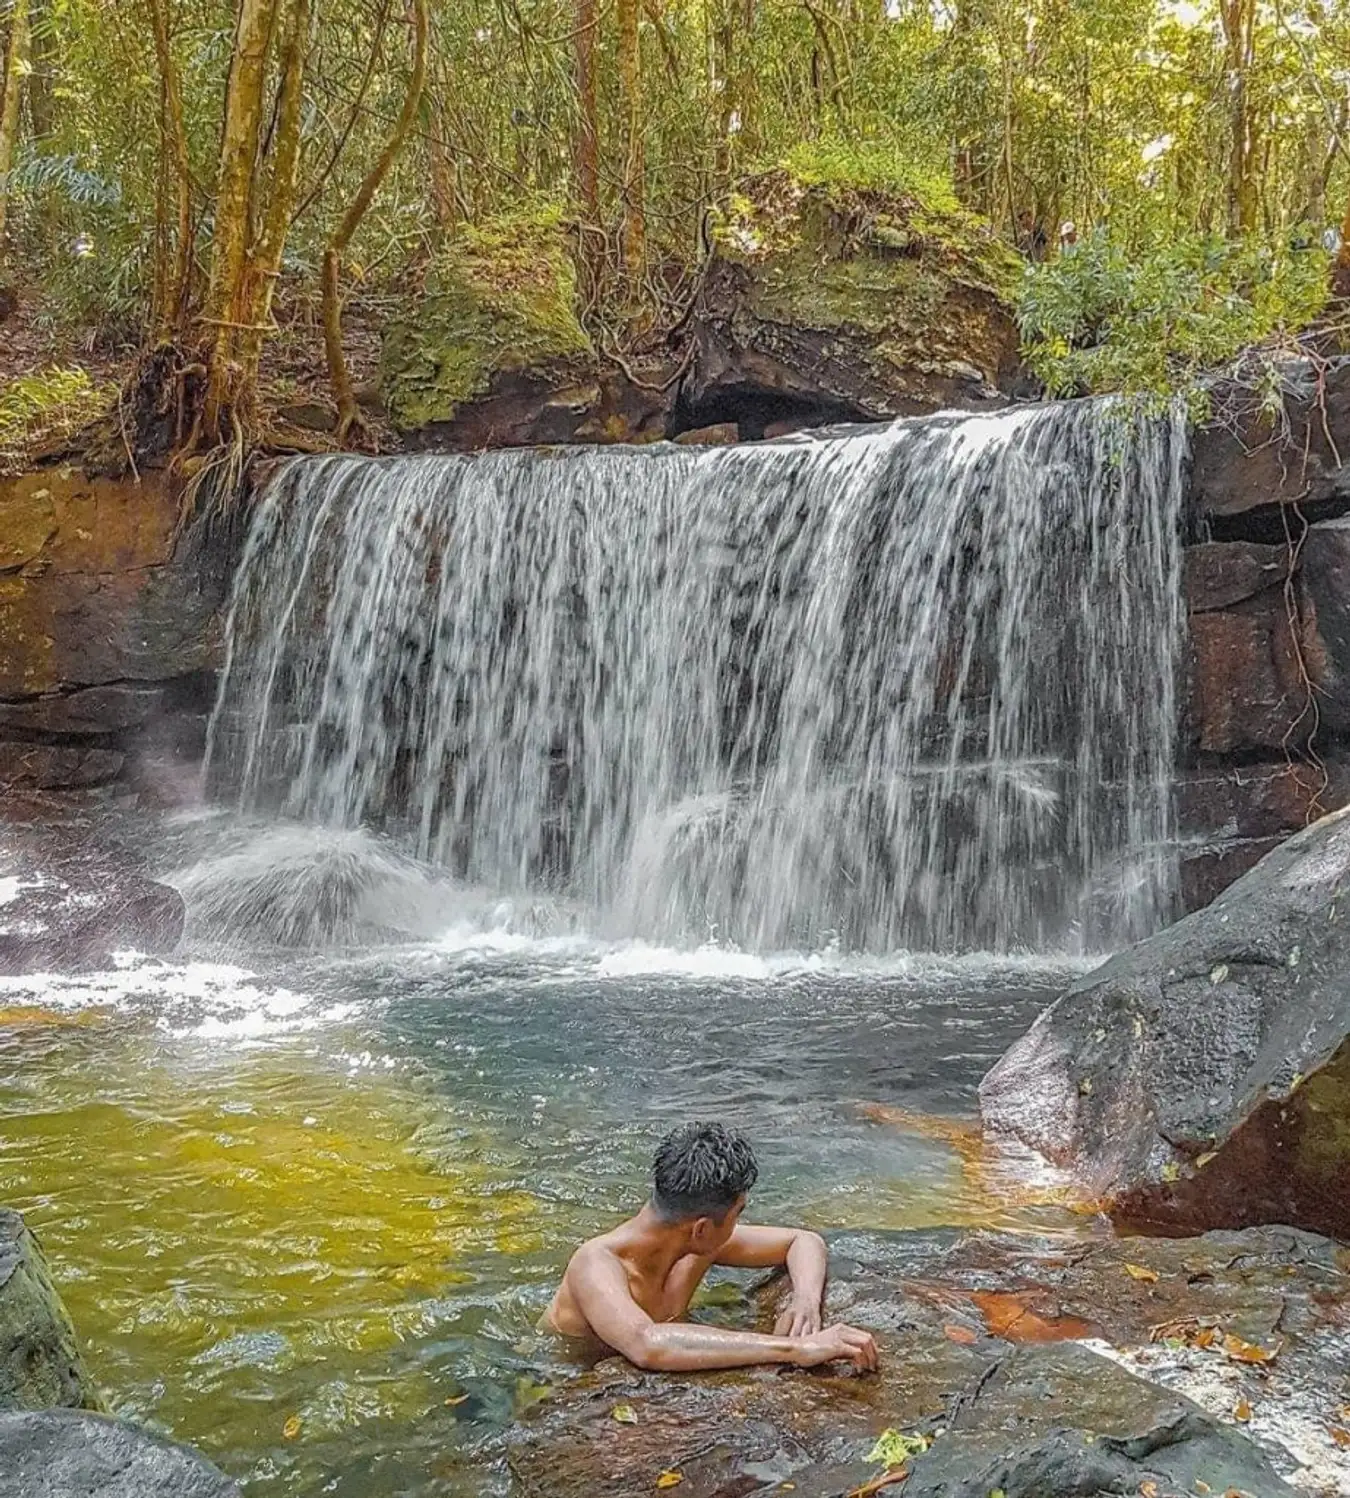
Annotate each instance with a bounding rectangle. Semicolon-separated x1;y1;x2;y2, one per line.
0;955;334;1042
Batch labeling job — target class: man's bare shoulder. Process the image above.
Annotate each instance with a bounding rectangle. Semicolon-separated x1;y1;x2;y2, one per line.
561;1226;632;1283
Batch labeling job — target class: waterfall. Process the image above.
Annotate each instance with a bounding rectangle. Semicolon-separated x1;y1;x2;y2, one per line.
207;400;1187;954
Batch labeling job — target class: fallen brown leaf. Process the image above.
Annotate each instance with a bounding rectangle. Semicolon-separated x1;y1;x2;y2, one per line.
972;1290;1097;1344
1222;1333;1278;1364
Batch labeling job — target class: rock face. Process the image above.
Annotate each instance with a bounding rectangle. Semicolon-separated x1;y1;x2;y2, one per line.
0;1410;239;1498
0;465;229;801
0;1211;96;1415
381;176;1022;448
680;171;1021;433
0;827;184;974
1190;356;1350;519
510;1225;1349;1498
980;806;1350;1237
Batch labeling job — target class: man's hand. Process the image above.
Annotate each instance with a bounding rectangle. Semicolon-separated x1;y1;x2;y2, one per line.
774;1296;823;1338
791;1323;879;1371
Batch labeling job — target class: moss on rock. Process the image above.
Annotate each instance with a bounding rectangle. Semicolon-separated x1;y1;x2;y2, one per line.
692;160;1023;422
380;207;593;431
0;1210;99;1413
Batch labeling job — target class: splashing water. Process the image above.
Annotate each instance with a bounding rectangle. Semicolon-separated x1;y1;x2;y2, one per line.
208;401;1186;954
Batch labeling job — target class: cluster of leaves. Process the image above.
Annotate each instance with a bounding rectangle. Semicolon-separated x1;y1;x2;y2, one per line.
1019;230;1334;409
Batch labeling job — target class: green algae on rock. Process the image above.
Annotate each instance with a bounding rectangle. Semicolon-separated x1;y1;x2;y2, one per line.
0;1210;98;1414
683;162;1023;428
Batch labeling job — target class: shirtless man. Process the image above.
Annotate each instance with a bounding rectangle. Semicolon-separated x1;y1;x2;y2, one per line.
545;1121;879;1372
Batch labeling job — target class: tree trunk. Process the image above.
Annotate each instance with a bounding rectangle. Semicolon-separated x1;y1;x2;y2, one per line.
144;0;194;338
202;0;278;440
0;0;32;258
617;0;644;277
25;0;53;144
1221;0;1259;236
573;0;598;225
427;91;459;236
322;0;428;442
237;0;313;391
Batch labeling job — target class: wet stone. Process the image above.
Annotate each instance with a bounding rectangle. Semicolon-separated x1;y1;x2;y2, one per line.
0;1211;96;1414
981;805;1350;1240
0;1409;239;1498
904;1341;1299;1498
508;1226;1350;1498
0;825;184;974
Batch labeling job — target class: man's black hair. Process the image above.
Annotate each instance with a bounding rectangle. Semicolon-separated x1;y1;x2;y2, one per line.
651;1121;758;1221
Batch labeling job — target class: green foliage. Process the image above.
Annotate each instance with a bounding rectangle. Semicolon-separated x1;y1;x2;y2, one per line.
1019;230;1332;407
783;141;960;217
0;0;1346;408
0;366;113;467
0;151;121;207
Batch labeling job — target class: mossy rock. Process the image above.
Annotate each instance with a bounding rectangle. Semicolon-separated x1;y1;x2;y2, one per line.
0;1211;99;1414
380;207;593;431
690;164;1024;423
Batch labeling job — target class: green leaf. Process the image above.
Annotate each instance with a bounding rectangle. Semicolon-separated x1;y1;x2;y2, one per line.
866;1428;931;1466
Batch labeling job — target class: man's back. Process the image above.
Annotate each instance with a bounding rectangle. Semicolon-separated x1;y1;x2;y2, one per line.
542;1122;879;1374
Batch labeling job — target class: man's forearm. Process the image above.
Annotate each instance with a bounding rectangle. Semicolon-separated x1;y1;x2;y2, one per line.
635;1323;803;1372
785;1231;828;1310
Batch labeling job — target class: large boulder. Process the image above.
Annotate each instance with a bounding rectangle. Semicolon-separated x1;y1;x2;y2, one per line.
0;828;184;974
980;806;1350;1238
0;1211;96;1414
0;1410;239;1498
509;1225;1348;1498
683;167;1024;432
381;171;1023;448
903;1342;1297;1498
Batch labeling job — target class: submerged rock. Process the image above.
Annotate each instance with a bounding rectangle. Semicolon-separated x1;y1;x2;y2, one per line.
509;1226;1350;1498
0;827;185;974
980;807;1350;1239
0;1210;96;1414
0;1410;239;1498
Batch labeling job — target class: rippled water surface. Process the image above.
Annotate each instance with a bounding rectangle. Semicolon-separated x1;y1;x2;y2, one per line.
0;824;1089;1496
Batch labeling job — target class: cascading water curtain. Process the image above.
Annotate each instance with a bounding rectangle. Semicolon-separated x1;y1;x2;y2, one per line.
208;399;1186;954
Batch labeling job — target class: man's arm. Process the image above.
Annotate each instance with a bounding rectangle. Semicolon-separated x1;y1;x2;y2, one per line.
715;1224;828;1337
569;1246;875;1373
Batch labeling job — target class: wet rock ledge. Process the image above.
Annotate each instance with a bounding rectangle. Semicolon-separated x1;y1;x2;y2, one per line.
509;1225;1350;1498
0;1208;238;1498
